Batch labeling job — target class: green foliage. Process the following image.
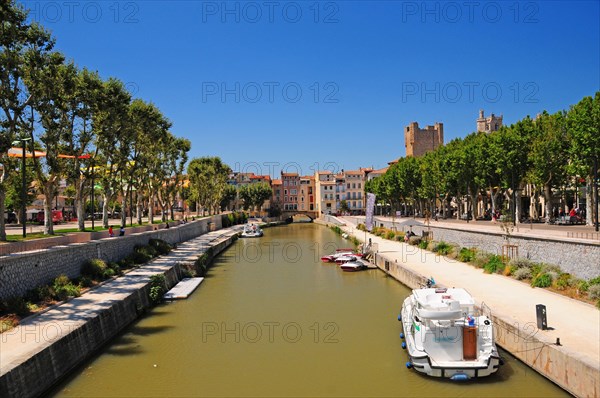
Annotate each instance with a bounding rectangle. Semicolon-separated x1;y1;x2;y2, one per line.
187;156;232;214
79;276;94;288
532;273;553;288
395;234;405;241
128;251;152;264
357;223;366;231
4;297;29;316
108;262;122;275
458;247;476;263
81;258;107;279
513;267;532;280
135;244;158;258
24;285;53;303
102;268;116;279
587;285;600;300
483;255;505;274
509;257;533;269
433;241;452;255
385;231;395;240
330;226;343;235
418;240;429;250
588;276;600;286
148;274;167;305
473;252;493;268
52;275;81;301
554;273;573;291
149;238;172;255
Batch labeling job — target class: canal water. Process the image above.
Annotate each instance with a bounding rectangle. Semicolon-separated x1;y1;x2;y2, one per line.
51;224;567;397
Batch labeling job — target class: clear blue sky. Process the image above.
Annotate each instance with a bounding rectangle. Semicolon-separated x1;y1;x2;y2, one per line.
23;0;600;177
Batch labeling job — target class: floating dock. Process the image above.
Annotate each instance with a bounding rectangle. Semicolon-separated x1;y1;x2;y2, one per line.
163;277;205;300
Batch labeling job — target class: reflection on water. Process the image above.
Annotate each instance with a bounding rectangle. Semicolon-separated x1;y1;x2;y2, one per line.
51;224;567;397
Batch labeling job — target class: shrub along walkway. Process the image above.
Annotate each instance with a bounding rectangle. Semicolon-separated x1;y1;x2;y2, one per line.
339;217;600;383
0;225;242;388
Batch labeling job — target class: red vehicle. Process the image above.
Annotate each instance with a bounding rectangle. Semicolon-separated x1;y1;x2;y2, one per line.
36;210;64;224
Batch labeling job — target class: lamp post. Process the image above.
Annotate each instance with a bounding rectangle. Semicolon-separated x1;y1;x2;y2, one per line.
90;158;95;231
12;137;32;238
595;156;599;232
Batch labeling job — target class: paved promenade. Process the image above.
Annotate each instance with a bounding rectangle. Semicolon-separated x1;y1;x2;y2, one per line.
339;216;600;386
0;226;241;380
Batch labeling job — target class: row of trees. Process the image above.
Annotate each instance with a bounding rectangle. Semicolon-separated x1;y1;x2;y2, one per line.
186;156;273;215
366;93;600;225
0;1;191;239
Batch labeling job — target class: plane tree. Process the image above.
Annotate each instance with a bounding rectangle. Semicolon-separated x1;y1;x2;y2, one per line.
0;0;54;239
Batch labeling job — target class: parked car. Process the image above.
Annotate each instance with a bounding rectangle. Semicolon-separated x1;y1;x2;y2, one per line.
4;212;17;224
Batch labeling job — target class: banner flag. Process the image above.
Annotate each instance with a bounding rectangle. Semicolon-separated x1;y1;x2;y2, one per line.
366;193;376;232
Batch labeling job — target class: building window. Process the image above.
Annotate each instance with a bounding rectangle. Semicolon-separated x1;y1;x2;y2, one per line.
291;189;297;195
358;183;361;189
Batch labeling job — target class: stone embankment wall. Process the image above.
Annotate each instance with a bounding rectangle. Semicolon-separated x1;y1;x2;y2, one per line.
0;226;237;398
0;216;222;300
368;245;599;398
371;218;600;280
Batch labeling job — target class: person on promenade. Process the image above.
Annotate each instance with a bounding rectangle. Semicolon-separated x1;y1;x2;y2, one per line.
119;226;125;236
108;226;114;237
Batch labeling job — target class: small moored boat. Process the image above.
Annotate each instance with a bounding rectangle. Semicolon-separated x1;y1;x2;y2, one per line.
399;287;501;380
340;259;366;272
240;223;263;238
320;249;363;263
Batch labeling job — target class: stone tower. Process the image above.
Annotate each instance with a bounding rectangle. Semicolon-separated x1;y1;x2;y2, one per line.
477;109;503;133
404;122;444;157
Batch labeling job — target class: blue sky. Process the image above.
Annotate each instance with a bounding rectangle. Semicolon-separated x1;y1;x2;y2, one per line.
22;0;600;177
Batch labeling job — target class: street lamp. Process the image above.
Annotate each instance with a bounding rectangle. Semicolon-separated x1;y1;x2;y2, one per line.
594;156;599;232
12;137;32;238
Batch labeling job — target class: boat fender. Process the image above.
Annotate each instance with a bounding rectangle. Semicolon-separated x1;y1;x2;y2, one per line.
400;332;405;339
405;362;412;369
397;314;402;321
401;342;407;349
499;357;505;366
484;319;491;325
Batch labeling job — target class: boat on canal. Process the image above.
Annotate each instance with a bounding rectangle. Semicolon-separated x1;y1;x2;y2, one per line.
339;259;366;272
241;223;263;238
320;248;362;263
398;287;501;380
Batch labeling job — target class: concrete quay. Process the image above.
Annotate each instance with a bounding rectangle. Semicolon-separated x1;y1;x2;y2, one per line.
334;216;600;397
0;225;242;398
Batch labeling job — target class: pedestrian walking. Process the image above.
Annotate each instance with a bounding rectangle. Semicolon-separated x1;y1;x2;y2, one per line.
119;226;125;236
108;226;114;237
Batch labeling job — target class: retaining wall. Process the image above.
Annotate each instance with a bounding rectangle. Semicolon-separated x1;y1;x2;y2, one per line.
0;216;223;301
371;218;600;280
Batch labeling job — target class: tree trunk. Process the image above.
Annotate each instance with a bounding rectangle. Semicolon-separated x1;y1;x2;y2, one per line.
586;175;594;226
544;184;552;223
515;188;522;223
121;196;127;228
102;192;110;228
149;193;154;224
76;177;86;231
136;194;143;225
43;188;54;235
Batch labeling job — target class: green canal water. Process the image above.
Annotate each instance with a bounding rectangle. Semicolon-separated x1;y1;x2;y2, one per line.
51;224;567;397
